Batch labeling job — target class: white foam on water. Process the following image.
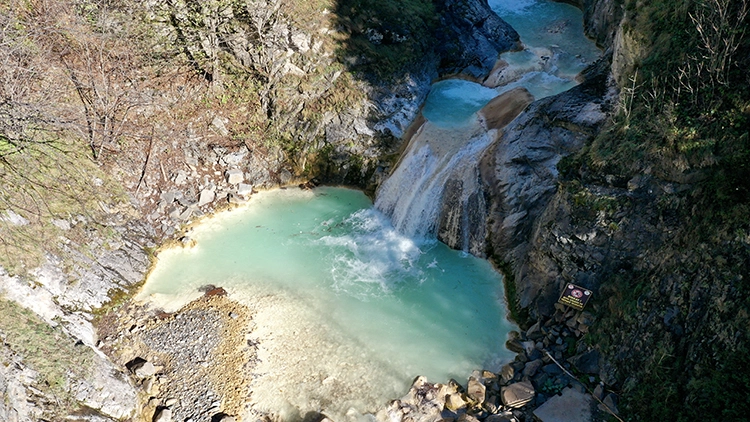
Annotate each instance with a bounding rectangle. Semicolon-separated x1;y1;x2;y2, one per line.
318;208;427;300
375;120;495;242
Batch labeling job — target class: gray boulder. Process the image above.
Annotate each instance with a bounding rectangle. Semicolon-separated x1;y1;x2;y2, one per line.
533;387;592;422
500;381;535;408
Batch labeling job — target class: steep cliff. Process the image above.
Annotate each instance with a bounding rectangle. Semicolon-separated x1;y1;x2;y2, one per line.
485;0;750;419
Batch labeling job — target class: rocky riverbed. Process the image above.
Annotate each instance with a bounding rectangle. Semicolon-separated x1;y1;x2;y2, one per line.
379;302;621;422
98;288;256;422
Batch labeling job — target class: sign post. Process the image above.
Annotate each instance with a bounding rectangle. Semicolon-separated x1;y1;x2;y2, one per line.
558;284;592;311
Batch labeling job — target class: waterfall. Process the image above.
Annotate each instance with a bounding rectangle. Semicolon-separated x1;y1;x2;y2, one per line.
375;0;601;254
374;87;534;254
374;118;493;249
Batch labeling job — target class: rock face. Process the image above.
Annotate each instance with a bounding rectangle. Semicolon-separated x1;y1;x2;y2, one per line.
434;0;521;77
480;59;615;316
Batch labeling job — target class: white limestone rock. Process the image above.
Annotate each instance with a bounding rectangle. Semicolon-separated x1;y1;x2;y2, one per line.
198;189;216;207
225;169;244;185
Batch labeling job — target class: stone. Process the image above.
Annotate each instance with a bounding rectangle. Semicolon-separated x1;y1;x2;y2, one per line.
458;414;480;422
521;340;535;356
178;207;193;221
160;190;177;204
143;377;155;394
237;183;253;197
599;393;619;416
526;321;543;340
467;377;486;404
506;338;525;354
528;348;542;361
279;169;293;185
130;360;156;379
485;412;516;422
533;387;592;422
225;169;244;185
211;116;230;136
2;209;29;226
220;150;247;166
569;349;600;374
52;219;71;230
593;383;604;400
198;190;215;207
445;392;468;412
542;364;563;375
500;381;535;408
291;32;311;53
523;359;544;377
479;87;535;130
500;363;515;384
174;170;188;185
153;408;172;422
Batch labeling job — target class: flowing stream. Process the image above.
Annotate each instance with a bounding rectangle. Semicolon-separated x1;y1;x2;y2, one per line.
376;0;600;244
137;0;599;420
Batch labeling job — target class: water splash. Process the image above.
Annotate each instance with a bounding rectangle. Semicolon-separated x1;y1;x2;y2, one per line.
317;208;427;300
375;119;494;246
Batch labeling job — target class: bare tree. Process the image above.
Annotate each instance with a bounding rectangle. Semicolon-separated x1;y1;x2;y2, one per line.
689;0;749;87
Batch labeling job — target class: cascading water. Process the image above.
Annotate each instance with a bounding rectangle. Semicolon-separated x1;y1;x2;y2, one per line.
375;0;600;252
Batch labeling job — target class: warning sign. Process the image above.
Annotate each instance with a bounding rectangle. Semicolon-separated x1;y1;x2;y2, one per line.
558;284;592;311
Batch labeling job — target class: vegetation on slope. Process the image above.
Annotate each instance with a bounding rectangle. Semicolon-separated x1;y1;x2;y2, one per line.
0;0;447;278
561;0;750;419
0;298;98;418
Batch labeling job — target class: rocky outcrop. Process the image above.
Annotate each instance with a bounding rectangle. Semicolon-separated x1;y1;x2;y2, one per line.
480;58;616;316
435;87;535;254
0;295;137;421
434;0;521;77
580;0;624;49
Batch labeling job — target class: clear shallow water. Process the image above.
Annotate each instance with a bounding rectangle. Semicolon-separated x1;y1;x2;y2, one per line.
138;187;515;420
423;0;600;127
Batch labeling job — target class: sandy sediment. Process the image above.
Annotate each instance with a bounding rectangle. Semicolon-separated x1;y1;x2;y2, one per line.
478;87;534;130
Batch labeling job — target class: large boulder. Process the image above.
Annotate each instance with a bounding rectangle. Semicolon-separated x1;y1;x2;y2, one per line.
500;381;535;408
533;387;592;422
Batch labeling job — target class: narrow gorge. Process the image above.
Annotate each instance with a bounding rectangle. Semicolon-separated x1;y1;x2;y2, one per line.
1;0;748;421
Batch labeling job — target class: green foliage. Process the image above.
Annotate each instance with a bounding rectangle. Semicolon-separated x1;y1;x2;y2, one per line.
582;0;750;219
333;0;438;79
539;377;566;396
487;257;530;327
686;351;750;420
0;298;97;415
